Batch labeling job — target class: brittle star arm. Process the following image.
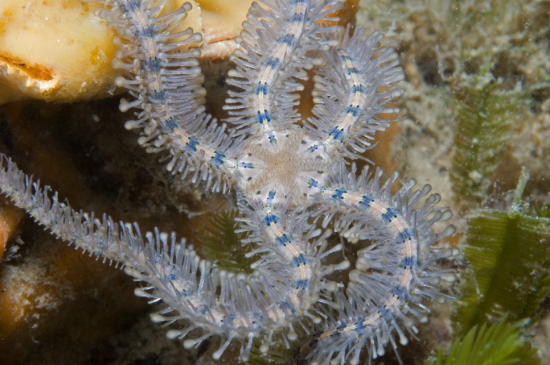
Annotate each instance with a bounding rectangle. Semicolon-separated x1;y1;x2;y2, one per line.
0;156;350;362
293;163;459;365
223;0;341;142
96;0;243;193
303;26;405;161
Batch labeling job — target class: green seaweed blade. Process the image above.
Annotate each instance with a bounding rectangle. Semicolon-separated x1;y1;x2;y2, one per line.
199;210;255;274
428;316;539;365
451;81;517;202
456;205;550;331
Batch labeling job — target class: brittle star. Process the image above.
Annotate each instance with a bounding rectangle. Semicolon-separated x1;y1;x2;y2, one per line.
0;0;459;363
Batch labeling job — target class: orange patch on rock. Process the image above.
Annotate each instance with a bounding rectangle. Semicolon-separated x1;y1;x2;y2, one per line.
365;86;401;173
0;281;28;341
0;54;54;81
0;197;24;261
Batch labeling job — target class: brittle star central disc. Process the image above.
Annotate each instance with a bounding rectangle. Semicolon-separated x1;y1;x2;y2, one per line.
238;129;329;203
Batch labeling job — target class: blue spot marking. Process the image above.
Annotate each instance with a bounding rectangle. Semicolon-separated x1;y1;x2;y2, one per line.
332;188;347;200
276;234;291;246
254;82;269;95
280;33;297;47
381;207;399;223
264;213;278;226
145;57;161;72
292;279;309;290
138;25;155;39
256;110;271;125
187;136;199;152
397;228;414;243
346;67;359;76
240;162;254;169
265;57;280;69
359;195;375;208
391;286;408;299
268;133;277;144
267;190;276;201
151;89;166;102
377;305;391;317
344;104;361;117
328;127;344;141
124;0;140;12
289;12;305;23
354;319;366;330
308;144;319;153
292;254;307;267
400;255;417;269
351;84;365;94
212;150;226;165
339;54;351;62
308;178;318;188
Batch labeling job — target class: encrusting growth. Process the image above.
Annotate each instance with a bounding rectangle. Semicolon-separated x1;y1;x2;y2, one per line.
0;0;459;363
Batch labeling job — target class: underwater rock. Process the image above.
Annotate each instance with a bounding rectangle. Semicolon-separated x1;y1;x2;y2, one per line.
0;0;248;104
0;0;122;104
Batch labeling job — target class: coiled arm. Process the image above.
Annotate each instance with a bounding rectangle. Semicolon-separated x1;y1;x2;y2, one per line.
294;163;458;365
305;26;405;161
